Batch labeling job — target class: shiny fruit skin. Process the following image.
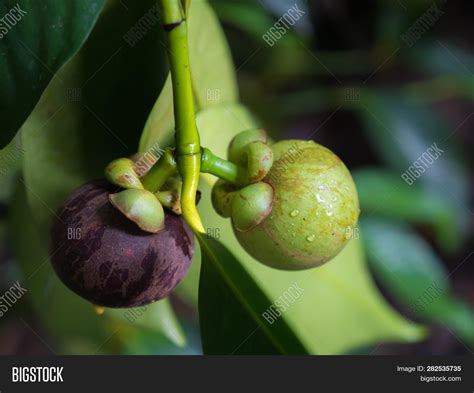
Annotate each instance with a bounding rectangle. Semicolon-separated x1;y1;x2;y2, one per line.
50;180;194;308
234;140;360;270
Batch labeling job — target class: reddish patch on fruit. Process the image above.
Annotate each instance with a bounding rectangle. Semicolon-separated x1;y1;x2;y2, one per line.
50;180;194;308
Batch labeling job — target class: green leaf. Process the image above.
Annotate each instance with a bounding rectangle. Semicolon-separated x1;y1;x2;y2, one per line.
188;0;238;108
0;0;106;148
211;1;279;41
21;0;166;237
199;235;307;354
139;75;174;152
138;0;238;152
361;217;474;347
119;320;202;355
107;300;186;348
353;168;459;252
181;0;191;15
174;243;201;306
358;92;470;244
194;103;425;354
213;0;311;39
0;134;24;201
18;0;183;350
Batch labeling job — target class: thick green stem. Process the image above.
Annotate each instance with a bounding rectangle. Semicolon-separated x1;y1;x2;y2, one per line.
201;148;248;186
161;0;203;233
141;149;177;192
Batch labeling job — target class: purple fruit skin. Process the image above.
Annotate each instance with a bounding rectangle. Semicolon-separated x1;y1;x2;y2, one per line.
50;180;194;308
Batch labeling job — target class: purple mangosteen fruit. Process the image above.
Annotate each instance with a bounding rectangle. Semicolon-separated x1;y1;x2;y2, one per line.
50;180;194;308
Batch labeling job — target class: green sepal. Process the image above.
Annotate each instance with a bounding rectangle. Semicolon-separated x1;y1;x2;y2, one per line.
105;158;143;190
231;182;274;232
211;179;238;218
246;141;273;183
228;128;267;165
109;189;165;233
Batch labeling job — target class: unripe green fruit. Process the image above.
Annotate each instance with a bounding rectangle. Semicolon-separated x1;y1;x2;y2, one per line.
233;140;360;270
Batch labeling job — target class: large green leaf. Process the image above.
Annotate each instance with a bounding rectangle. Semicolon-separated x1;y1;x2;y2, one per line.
139;0;238;152
361;217;474;347
353;168;459;251
0;0;106;149
107;299;186;348
211;1;277;41
199;235;307;354
21;0;167;237
194;103;425;354
139;74;174;152
0;134;23;201
187;0;237;108
18;0;183;351
358;92;470;244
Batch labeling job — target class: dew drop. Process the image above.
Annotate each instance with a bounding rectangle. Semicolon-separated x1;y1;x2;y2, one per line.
306;234;316;242
290;209;300;217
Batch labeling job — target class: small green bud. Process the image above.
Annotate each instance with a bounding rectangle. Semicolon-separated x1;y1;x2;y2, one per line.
105;158;143;190
231;182;274;232
109;189;165;233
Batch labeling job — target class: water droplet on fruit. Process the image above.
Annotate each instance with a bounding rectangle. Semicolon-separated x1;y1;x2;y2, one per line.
290;209;300;217
306;234;316;242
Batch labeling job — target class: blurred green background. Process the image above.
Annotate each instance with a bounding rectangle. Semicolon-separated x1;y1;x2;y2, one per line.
0;0;472;355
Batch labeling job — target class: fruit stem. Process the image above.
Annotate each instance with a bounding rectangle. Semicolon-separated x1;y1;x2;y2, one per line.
201;148;248;186
141;148;177;192
160;0;204;234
